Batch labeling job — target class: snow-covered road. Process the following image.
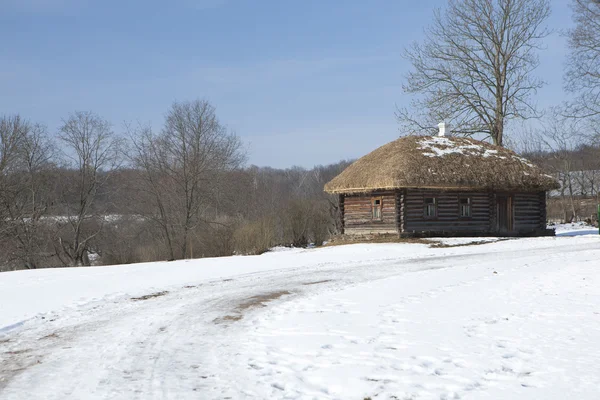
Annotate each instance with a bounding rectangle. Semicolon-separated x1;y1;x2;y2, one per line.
1;231;599;399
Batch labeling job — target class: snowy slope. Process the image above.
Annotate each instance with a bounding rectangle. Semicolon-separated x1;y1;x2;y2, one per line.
553;221;599;236
1;227;599;399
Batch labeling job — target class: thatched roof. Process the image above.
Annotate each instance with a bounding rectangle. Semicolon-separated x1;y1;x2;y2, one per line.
324;136;559;194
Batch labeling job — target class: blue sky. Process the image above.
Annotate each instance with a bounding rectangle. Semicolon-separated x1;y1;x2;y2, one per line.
1;0;573;168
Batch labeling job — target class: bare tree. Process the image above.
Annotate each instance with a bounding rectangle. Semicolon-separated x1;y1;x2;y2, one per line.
565;0;600;132
0;116;27;233
0;115;30;268
538;113;587;222
55;111;121;267
7;125;55;269
129;99;245;260
126;125;170;259
0;116;57;270
397;0;551;146
578;145;600;200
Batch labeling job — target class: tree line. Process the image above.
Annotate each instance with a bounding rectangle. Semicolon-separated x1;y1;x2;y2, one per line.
519;115;600;223
0;100;350;271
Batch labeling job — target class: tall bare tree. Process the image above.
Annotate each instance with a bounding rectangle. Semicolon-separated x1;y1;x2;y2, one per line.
0;116;56;269
0;116;28;217
6;124;55;269
56;111;121;267
397;0;551;146
565;0;600;131
0;115;30;264
130;99;245;260
541;116;584;221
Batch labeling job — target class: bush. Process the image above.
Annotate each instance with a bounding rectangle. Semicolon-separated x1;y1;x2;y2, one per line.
96;218;168;265
282;199;332;247
233;217;276;255
191;224;235;258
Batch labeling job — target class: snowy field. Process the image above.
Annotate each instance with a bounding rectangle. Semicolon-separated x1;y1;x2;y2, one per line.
1;225;599;399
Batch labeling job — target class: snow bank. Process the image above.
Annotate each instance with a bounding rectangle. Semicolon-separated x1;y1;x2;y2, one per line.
426;237;503;246
553;222;598;237
0;224;598;399
0;225;597;330
0;243;436;329
238;243;600;399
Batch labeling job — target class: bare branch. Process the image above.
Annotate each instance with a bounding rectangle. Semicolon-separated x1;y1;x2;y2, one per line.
399;0;551;146
55;111;122;266
564;0;600;127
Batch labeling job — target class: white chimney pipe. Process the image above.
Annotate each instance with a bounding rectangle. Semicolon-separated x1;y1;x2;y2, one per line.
438;122;447;137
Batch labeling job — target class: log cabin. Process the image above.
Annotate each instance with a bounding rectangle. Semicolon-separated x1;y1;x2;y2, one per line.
324;125;560;237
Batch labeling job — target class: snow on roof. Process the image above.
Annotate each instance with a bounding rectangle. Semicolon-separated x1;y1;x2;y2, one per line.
418;137;532;167
419;137;482;157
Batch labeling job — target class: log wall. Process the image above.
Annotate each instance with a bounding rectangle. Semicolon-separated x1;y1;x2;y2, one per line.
513;192;545;232
343;191;398;235
404;189;491;233
397;189;406;232
539;191;547;229
339;194;345;235
489;192;497;232
341;189;548;236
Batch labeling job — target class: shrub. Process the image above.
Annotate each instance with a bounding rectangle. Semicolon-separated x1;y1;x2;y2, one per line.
233;217;276;255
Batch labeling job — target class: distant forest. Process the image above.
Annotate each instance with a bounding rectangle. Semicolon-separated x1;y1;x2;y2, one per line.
520;129;600;224
0;100;351;271
1;98;599;271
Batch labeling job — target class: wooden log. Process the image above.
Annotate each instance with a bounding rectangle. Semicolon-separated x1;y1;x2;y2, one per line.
339;194;345;235
539;191;547;229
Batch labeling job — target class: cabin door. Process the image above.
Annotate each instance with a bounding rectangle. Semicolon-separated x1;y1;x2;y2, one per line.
497;195;513;232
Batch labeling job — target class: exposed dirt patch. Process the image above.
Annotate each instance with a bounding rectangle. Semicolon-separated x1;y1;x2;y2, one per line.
302;279;333;286
4;349;30;356
326;235;513;248
215;315;243;323
131;291;169;301
325;236;432;247
430;238;510;248
0;361;42;390
0;338;10;344
214;290;292;324
237;291;292;312
183;285;198;289
0;347;42;391
39;333;59;341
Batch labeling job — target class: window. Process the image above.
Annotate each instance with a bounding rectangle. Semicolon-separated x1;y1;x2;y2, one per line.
424;197;437;218
372;198;382;220
459;197;472;218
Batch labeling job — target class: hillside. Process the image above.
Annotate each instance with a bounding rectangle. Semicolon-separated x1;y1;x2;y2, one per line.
0;224;599;399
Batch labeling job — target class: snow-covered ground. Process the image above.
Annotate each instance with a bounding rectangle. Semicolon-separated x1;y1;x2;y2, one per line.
1;225;599;399
552;221;599;236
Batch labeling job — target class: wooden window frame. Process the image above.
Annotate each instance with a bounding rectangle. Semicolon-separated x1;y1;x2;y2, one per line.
459;196;472;219
371;196;383;221
423;196;438;219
